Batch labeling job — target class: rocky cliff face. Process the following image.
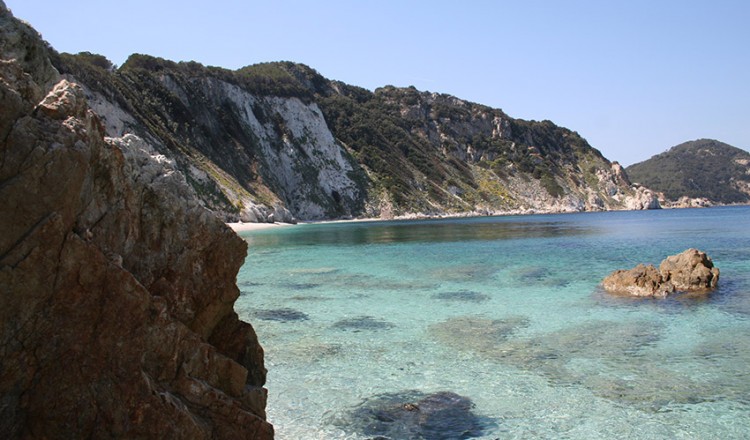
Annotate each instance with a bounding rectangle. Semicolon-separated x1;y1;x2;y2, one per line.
52;54;656;222
0;4;272;438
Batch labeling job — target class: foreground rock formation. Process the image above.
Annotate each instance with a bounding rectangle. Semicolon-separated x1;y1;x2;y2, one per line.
0;3;272;438
602;249;720;298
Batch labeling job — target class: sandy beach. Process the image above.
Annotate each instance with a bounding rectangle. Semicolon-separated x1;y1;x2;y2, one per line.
228;217;383;233
227;222;291;232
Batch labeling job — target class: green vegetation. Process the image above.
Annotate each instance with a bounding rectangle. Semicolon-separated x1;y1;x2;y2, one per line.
626;139;750;203
52;50;625;219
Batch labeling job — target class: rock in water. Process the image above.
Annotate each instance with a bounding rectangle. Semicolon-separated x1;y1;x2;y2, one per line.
0;4;272;439
339;391;489;439
602;249;719;298
659;248;720;291
601;264;675;298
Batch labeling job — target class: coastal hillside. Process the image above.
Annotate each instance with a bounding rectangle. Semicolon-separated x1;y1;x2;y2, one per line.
0;3;272;438
626;139;750;205
51;54;658;222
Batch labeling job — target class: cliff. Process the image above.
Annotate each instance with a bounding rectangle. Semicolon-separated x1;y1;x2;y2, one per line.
626;138;750;205
51;55;658;222
0;3;272;438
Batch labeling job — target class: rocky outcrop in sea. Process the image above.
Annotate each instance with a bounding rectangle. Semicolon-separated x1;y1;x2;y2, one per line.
602;248;720;298
0;3;272;438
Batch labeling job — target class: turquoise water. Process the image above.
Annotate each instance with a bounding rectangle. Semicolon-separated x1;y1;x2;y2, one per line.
236;207;750;439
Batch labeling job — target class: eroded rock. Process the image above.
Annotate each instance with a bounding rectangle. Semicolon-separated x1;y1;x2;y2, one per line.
659;248;720;292
602;263;675;298
602;249;720;298
0;5;272;438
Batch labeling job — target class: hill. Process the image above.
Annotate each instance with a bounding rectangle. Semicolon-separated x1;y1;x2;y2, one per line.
626;139;750;204
48;54;658;222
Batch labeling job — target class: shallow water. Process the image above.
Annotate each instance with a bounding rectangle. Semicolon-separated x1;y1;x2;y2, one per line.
236;206;750;439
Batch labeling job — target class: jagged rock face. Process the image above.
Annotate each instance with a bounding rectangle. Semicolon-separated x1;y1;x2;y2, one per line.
602;249;719;298
659;248;720;292
601;264;674;298
321;85;656;216
0;4;272;438
51;51;654;222
54;56;367;222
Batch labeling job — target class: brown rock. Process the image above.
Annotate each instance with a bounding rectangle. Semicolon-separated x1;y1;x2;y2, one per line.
0;4;272;439
602;249;720;298
659;248;720;291
602;264;675;298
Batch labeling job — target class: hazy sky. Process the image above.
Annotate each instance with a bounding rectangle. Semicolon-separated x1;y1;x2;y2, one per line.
7;0;749;165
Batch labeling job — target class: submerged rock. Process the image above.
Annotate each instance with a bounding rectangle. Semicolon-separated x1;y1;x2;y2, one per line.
430;316;529;353
254;307;310;322
432;290;490;303
338;390;489;439
332;315;395;331
602;248;720;298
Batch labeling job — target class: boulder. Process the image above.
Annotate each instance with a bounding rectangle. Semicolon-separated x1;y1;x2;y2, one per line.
659;248;720;291
602;249;719;298
602;264;675;298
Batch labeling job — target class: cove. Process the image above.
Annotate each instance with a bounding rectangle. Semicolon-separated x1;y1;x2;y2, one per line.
236;207;750;439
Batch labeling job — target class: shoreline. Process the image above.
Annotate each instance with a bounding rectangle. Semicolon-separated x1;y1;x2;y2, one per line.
227;222;292;232
227;204;749;233
227;217;382;232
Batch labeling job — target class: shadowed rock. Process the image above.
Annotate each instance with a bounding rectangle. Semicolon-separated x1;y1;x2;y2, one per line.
603;249;720;298
337;390;490;440
332;315;395;331
254;308;310;322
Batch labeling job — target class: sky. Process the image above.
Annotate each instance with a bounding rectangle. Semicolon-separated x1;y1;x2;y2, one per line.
6;0;749;166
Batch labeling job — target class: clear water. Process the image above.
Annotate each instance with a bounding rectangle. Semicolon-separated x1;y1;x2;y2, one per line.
235;206;750;439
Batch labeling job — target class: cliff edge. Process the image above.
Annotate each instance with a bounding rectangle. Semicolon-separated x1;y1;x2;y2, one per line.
0;3;272;438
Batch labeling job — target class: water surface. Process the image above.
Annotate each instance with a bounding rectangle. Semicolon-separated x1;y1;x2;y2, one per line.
237;207;750;439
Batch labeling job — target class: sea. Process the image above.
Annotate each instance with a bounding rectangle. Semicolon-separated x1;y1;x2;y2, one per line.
235;206;750;439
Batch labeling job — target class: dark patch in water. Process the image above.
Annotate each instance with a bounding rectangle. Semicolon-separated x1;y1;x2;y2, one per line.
517;266;551;282
432;317;727;410
430;265;498;282
336;390;492;440
430;316;529;352
432;290;490;303
290;295;330;301
332;315;394;332
253;308;309;322
281;282;321;290
238;280;262;287
514;266;569;287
